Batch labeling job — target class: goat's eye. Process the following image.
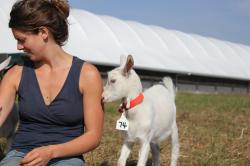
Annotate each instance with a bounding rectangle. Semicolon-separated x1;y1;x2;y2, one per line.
110;79;116;84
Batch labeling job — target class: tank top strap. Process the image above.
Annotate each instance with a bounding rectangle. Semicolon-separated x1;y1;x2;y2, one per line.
71;56;84;82
18;59;35;94
68;56;84;95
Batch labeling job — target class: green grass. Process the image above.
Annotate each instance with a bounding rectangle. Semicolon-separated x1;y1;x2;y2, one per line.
1;93;249;165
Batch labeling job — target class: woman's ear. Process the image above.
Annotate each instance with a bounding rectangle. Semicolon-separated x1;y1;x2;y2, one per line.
38;26;49;41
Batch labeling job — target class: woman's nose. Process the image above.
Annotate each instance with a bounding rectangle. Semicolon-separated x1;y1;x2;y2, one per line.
17;43;24;50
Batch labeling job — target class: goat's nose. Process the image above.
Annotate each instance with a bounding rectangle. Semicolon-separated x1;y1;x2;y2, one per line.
101;97;105;103
101;97;105;110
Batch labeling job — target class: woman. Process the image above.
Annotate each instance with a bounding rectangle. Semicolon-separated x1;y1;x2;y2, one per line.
0;0;104;165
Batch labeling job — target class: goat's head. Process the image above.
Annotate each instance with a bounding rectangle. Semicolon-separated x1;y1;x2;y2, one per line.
102;54;142;103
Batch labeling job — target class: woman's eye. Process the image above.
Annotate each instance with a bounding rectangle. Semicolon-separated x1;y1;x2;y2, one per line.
17;38;25;44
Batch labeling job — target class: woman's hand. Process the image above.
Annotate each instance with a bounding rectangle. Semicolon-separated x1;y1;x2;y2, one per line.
20;146;53;166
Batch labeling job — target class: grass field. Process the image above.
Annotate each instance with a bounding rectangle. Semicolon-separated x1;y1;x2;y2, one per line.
84;92;250;166
1;92;250;165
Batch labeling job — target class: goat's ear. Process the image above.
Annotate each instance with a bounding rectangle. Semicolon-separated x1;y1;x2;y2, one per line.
122;55;134;76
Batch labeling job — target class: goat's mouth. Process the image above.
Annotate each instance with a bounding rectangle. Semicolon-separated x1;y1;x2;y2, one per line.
101;95;122;103
102;98;113;103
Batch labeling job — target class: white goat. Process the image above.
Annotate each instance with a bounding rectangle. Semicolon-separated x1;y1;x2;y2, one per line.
102;55;179;166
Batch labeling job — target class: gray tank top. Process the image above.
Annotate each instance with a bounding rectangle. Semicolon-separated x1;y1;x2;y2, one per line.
11;56;84;154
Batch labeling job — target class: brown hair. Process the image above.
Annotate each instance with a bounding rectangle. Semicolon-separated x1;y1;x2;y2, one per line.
9;0;70;46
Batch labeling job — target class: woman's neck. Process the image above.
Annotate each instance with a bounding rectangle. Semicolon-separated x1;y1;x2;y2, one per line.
34;44;72;70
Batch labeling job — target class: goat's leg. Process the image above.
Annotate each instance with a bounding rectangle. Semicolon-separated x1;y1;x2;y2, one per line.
137;141;150;166
150;142;160;166
117;141;133;166
170;122;179;166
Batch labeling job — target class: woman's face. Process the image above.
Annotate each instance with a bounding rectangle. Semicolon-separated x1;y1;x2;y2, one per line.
12;29;46;61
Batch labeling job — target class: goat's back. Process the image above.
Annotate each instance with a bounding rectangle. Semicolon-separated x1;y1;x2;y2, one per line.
137;81;176;142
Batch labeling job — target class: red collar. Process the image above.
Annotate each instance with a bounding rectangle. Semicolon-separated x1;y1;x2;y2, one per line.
118;93;144;113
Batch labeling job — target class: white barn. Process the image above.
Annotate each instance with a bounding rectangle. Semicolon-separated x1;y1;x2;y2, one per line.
1;0;250;93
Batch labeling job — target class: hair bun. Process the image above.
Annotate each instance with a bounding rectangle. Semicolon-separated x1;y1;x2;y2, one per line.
51;0;69;18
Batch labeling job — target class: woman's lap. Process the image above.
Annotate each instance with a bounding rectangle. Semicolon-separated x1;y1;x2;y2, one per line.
0;150;24;166
49;157;85;166
0;150;85;166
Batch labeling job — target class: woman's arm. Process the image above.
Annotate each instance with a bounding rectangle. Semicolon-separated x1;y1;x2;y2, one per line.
0;65;21;127
20;63;104;166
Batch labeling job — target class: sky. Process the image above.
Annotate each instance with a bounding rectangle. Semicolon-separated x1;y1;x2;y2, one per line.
68;0;250;46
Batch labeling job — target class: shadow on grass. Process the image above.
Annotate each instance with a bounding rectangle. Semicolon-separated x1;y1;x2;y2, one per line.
100;159;152;166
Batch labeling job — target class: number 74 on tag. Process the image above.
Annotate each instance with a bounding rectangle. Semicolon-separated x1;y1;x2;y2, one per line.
116;114;129;131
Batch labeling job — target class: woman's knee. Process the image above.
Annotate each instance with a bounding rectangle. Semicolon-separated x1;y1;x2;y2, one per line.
0;150;25;166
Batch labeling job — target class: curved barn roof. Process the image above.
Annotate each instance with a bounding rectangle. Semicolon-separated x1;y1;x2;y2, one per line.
1;0;250;81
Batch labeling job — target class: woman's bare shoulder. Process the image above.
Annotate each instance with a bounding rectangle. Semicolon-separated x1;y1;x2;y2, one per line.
4;64;22;77
1;64;23;89
81;62;100;77
80;62;103;92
